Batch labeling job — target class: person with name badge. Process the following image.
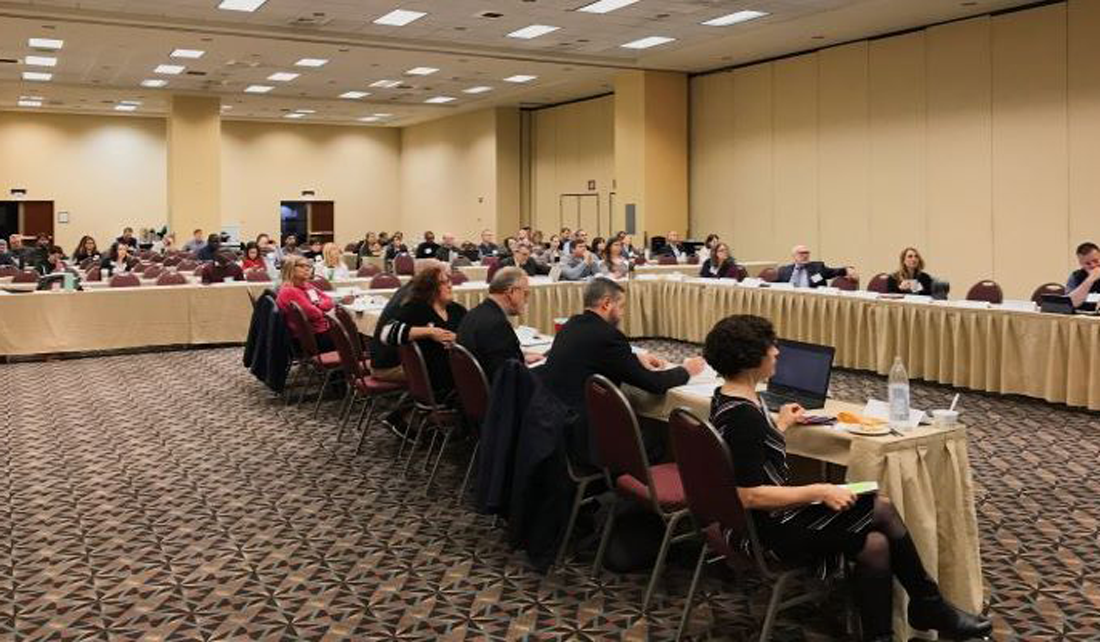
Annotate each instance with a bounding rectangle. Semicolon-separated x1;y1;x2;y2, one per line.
886;247;934;295
776;245;857;288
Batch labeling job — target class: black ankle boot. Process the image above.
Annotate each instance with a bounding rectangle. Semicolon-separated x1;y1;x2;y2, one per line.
908;595;992;640
853;568;893;641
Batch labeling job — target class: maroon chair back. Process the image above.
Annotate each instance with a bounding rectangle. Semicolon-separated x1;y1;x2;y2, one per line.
357;264;381;278
163;255;182;267
394;254;415;276
966;280;1004;304
657;255;678;266
398;343;437;407
311;276;334;292
138;250;154;260
149;254;165;263
486;261;502;283
686;254;700;265
0;265;17;278
867;273;890;293
370;274;401;289
481;256;500;267
12;271;39;283
177;259;197;272
142;265;163;280
287;302;322;359
156;272;187;286
831;275;859;291
193;265;207;277
586;375;655;500
85;267;103;282
450;270;468;286
331;306;367;361
132;262;148;274
634;255;647;266
328;319;368;383
448;344;490;427
245;268;271;282
78;258;96;270
1031;282;1066;304
344;243;359;253
758;267;778;282
109;274;141;288
731;264;748;281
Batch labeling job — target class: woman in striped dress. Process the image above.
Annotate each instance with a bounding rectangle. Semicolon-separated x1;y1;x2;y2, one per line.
704;315;990;642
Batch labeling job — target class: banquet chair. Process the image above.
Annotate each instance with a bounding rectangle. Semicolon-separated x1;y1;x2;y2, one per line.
686;255;700;265
109;274;141;288
867;273;890;294
486;261;502;283
830;276;859;291
657;255;678;265
78;258;97;270
162;255;182;267
452;256;471;267
481;256;500;268
450;270;468;285
966;280;1004;305
311;276;334;291
394;254;415;276
142;265;163;280
357;264;381;278
245;268;271;282
668;408;837;642
156;272;188;286
587;375;692;611
328;321;405;452
446;345;491;504
758;267;778;282
12;271;39;283
344;242;359;253
176;259;197;271
85;267;103;282
370;274;401;289
1030;282;1066;304
731;265;748;281
132;263;148;274
634;255;647;266
397;343;461;493
286;302;343;417
138;250;154;260
0;265;17;278
149;254;164;263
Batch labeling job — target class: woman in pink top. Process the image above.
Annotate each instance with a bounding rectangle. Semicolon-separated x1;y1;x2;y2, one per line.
276;255;336;351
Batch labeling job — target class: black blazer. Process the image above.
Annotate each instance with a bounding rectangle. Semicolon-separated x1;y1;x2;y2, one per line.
500;256;550;276
539;310;690;465
457;299;523;383
886;272;933;295
415;241;441;259
699;258;739;279
776;261;849;288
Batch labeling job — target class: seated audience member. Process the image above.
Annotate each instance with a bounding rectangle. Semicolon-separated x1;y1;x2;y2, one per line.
385;232;409;261
201;250;245;284
699;242;739;279
500;242;550;277
302;237;324;261
703;314;990;642
435;233;460;263
0;240;14;266
415;231;441;259
100;242;139;276
621;233;639;260
887;247;934;295
777;245;857;288
563;229;588;255
25;234;51;265
560;240;598;281
1067;241;1100;308
152;233;174;254
72;236;101;264
531;229;545;248
182;229;206;254
282;234;301;256
378;264;467;395
370;259;447;384
478;230;500;258
241;242;265;270
534;234;562;265
255;233;281;263
357;232;379;257
116;227;139;249
660;230;686;260
591;237;608;258
276;255;335;351
36;246;67;275
318;242;351;279
703;233;720;254
540;278;705;465
598;238;630;278
378;231;391;246
9;234;33;266
196;234;221;262
457;267;544;382
500;236;517;259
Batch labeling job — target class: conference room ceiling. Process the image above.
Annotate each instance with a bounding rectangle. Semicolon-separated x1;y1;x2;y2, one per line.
0;0;1037;126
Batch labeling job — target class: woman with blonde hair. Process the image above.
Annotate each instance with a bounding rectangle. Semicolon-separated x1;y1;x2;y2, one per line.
318;242;351;280
887;247;934;295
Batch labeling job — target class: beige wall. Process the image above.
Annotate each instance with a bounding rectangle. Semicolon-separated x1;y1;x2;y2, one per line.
691;0;1100;299
168;96;221;240
221;120;400;243
0;111;166;252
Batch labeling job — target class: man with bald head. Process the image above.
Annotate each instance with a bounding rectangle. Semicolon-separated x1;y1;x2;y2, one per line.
659;230;686;261
776;245;857;288
436;232;459;263
457;267;544;381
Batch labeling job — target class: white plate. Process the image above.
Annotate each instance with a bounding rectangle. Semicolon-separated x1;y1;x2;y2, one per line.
841;423;891;436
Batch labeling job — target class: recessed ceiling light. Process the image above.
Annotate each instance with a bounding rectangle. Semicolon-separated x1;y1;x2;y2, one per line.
621;36;675;49
463;86;493;94
267;72;299;82
370;79;401;88
358;116;381;122
372;113;393;118
577;0;640;14
155;64;185;75
17;100;42;108
340;91;370;99
373;9;427;26
120;100;142;105
141;79;168;88
22;71;52;82
284;113;305;119
503;75;537;83
114;104;137;112
28;37;63;50
217;0;267;11
507;24;560;39
294;108;316;114
295;58;328;67
702;10;769;27
244;85;273;93
221;105;233;110
24;56;57;67
425;96;455;104
405;67;438;76
171;49;205;59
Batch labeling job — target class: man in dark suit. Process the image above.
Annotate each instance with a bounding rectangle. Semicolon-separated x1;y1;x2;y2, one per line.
478;229;499;258
776;244;858;288
415;231;441;259
539;278;706;466
457;267;544;382
659;230;686;260
499;242;550;277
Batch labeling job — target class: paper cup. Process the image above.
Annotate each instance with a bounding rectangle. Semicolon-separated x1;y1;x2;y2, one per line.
553;317;569;334
931;409;958;428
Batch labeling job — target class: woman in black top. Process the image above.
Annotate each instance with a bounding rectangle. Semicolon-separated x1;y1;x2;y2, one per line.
72;236;101;264
703;315;990;642
698;242;740;279
384;232;409;262
886;247;934;295
379;264;467;395
100;242;139;276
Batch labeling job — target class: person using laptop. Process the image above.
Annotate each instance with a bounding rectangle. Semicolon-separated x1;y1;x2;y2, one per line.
758;338;834;412
703;314;991;642
456;267;544;382
776;245;857;288
1067;241;1100;308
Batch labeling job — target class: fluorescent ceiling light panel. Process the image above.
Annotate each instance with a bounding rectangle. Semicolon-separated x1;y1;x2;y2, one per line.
702;10;769;27
507;24;560;39
155;64;185;75
577;0;639;14
141;79;168;87
20;95;44;100
217;0;267;11
373;9;426;26
119;100;142;105
284;113;305;119
171;49;205;58
114;104;137;112
18;100;42;107
244;84;273;93
22;72;52;81
463;86;493;94
340;91;370;99
295;58;328;67
294;109;316;114
621;36;675;49
503;74;536;83
24;56;57;67
267;72;299;82
425;96;455;104
370;79;401;88
373;113;393;117
358;116;381;122
28;38;63;50
405;67;438;76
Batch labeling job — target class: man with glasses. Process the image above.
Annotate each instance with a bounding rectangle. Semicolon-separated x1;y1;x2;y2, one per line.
776;244;857;288
457;267;544;381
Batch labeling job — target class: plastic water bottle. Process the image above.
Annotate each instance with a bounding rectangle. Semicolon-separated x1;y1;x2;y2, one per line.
888;356;910;429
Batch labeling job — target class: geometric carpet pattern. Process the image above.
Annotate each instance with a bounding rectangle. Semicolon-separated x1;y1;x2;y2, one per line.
1;342;1098;641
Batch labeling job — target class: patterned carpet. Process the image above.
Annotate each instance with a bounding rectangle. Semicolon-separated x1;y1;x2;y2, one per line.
1;341;1098;641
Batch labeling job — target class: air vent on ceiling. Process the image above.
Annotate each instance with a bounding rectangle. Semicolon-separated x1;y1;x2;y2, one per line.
0;58;18;64
478;11;504;18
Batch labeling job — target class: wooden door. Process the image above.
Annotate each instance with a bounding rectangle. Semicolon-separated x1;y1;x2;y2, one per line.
308;201;334;244
22;201;54;239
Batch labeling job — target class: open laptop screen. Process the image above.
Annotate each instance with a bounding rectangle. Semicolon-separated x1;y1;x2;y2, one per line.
770;339;835;396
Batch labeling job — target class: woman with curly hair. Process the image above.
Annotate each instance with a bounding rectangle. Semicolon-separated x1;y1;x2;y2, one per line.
703;314;990;642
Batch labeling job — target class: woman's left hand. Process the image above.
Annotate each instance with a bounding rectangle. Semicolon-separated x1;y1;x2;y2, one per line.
777;403;805;431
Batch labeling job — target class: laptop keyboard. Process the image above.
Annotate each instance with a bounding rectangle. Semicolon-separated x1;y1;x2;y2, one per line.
761;391;824;412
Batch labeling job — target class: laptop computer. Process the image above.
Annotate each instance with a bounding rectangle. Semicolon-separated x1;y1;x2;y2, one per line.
1039;294;1076;315
760;339;835;412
